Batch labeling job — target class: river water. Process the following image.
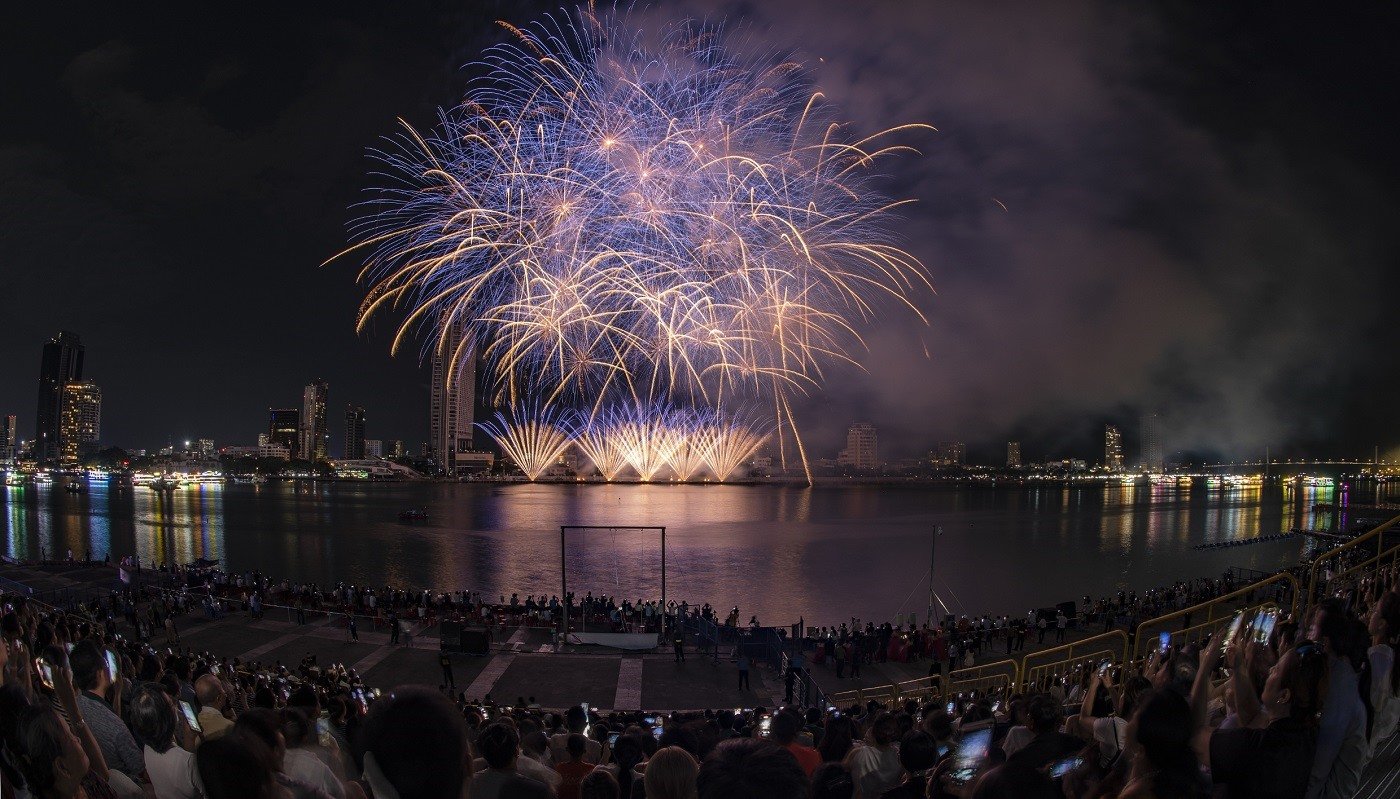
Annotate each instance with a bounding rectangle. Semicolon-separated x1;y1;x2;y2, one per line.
4;478;1395;626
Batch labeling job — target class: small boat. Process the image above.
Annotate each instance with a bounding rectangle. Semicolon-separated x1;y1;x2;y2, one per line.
398;508;430;521
63;482;87;493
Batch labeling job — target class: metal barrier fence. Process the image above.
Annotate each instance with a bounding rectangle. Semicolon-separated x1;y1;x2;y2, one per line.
828;658;1018;707
1131;570;1300;662
1019;630;1130;692
1307;512;1400;607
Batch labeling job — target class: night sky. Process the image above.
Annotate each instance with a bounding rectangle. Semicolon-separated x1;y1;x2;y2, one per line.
3;2;1397;464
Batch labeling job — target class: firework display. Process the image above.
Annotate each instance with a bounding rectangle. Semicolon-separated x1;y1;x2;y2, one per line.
345;7;929;479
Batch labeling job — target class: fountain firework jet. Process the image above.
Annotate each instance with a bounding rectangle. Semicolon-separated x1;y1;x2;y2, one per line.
342;7;930;479
475;406;574;481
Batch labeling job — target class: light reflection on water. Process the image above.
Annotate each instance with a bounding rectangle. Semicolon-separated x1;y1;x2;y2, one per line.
3;478;1396;625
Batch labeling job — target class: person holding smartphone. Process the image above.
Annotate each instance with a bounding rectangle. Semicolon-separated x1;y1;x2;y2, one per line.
129;682;202;799
70;639;147;782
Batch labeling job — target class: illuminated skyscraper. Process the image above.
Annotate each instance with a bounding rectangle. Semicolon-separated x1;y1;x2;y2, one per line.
429;321;477;475
1104;425;1124;472
58;381;101;465
1;414;17;465
268;409;300;459
933;441;966;466
364;439;383;458
1006;441;1022;468
344;405;366;460
35;331;84;464
837;423;879;470
1140;412;1164;472
300;380;329;462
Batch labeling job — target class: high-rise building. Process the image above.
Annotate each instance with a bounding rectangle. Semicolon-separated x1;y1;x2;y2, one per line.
837;423;879;470
1140;412;1164;472
58;381;101;465
35;331;85;464
392;440;405;458
1104;425;1124;472
344;406;366;460
933;441;966;466
268;409;300;459
300;380;329;462
1006;441;1022;468
1;414;17;465
364;439;383;458
429;322;478;475
257;432;270;448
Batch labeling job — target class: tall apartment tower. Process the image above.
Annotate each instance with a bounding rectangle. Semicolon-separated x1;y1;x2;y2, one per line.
1006;441;1022;468
344;406;366;460
58;381;101;465
1140;412;1164;472
1;415;17;465
35;331;85;464
837;423;879;470
268;409;300;459
300;380;329;462
1104;425;1125;472
429;323;477;475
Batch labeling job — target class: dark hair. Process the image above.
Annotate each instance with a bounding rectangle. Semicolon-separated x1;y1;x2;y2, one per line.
68;640;105;692
1025;694;1061;735
968;763;1058;799
0;685;33;789
1280;645;1330;723
658;724;701;758
810;762;854;799
817;716;856;763
566;705;587;731
581;769;621;799
922;709;954;741
768;710;801;745
897;730;936;773
1119;676;1152;720
697;738;809;799
566;733;587;758
867;712;898;747
478;722;520;770
197;734;278;799
13;705;72;797
360;687;471;799
235;708;284;755
128;682;178;754
611;733;646;799
281;706;313;748
1131;690;1203;798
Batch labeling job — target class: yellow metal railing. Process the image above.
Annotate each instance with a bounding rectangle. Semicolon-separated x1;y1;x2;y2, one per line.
1131;570;1300;662
1018;630;1129;692
827;658;1018;708
1307;512;1400;605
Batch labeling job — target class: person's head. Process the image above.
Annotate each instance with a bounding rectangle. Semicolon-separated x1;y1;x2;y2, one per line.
234;708;287;769
1259;643;1329;722
644;746;699;799
566;733;588;760
13;705;89;799
1125;690;1199;791
1309;599;1366;664
817;715;857;762
197;733;280;799
1116;676;1151;720
359;687;471;798
1024;694;1061;736
809;763;854;799
128;682;178;754
287;685;319;718
478;722;520;770
1370;592;1400;643
767;710;801;745
865;712;898;747
611;732;645;768
195;674;226;711
967;763;1058;799
697;738;808;799
522;730;549;758
580;769;621;799
921;709;953;742
67;640;108;695
281;706;314;749
897;730;936;776
566;704;588;732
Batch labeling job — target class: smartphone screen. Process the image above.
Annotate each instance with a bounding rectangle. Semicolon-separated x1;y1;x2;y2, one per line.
1222;611;1247;654
179;700;202;732
948;727;992;784
607;731;620;746
652;725;664;740
1050;755;1083;778
1158;631;1171;654
35;657;55;690
1253;611;1277;644
105;650;119;681
946;701;955;714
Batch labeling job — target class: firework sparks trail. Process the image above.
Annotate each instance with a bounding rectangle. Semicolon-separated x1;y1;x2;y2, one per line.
341;7;931;480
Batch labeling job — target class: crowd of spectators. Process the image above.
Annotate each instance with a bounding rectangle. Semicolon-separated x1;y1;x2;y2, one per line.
2;550;1396;799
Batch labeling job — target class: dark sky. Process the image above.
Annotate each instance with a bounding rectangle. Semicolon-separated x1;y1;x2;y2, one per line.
2;2;1397;464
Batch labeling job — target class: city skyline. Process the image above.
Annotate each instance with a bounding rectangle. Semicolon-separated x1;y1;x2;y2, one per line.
3;4;1399;463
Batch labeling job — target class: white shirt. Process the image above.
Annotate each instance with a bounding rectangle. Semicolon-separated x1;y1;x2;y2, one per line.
286;747;345;799
144;744;201;799
1092;716;1128;765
